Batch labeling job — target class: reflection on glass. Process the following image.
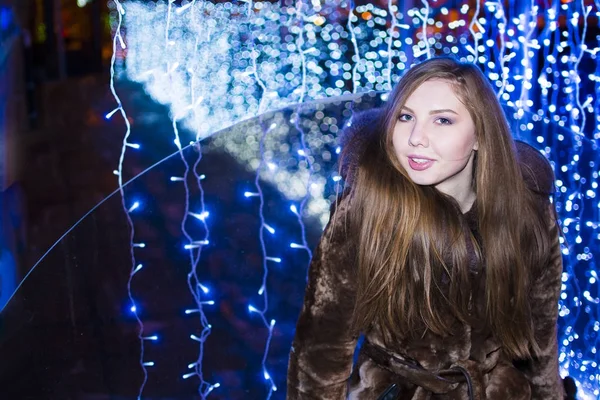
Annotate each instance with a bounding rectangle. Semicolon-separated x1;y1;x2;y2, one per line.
0;95;596;398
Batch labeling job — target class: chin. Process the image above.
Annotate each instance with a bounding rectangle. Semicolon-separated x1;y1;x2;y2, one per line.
405;173;436;186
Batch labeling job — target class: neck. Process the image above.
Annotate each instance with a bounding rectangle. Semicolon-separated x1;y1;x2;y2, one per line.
456;190;476;214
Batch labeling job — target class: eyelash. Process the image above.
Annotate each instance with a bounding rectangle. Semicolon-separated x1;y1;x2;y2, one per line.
398;114;453;125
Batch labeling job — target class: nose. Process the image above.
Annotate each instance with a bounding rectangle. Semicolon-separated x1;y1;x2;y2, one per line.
408;122;428;147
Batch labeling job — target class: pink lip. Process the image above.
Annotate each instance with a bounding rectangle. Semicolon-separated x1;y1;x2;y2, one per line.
407;155;435;171
407;154;435;161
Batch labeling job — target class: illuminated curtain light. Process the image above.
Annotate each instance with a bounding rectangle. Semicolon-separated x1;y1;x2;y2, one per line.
107;2;151;399
107;0;600;398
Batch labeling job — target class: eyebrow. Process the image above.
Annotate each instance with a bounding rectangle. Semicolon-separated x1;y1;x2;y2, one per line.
401;106;459;115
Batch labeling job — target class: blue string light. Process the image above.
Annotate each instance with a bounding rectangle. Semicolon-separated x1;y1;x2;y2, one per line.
111;0;600;397
246;120;279;398
109;2;151;399
168;1;217;397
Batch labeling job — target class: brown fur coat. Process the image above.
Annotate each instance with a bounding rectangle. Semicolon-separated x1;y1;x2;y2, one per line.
286;109;564;399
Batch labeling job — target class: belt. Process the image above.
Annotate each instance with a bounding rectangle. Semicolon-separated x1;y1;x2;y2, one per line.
363;340;490;400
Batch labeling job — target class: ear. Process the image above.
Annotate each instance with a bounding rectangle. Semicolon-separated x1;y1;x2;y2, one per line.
473;139;479;151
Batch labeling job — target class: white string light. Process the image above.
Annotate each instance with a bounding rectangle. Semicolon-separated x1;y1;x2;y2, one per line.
113;0;600;397
109;1;151;398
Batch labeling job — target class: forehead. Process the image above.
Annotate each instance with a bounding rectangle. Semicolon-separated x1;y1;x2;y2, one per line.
403;79;466;111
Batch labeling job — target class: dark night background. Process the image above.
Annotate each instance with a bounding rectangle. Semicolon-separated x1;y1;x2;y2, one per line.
0;0;598;399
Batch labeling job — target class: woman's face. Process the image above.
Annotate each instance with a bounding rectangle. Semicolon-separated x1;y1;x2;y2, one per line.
392;79;478;204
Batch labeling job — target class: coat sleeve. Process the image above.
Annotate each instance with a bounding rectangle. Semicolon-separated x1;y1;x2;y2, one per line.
521;202;565;400
515;142;564;398
286;194;360;400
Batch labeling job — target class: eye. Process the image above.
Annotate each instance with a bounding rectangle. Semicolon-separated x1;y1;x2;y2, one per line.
398;113;413;122
436;117;453;125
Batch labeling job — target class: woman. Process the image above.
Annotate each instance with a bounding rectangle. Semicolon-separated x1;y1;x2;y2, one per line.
286;57;565;399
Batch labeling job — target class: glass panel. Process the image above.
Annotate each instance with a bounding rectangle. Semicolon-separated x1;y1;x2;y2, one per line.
0;94;595;398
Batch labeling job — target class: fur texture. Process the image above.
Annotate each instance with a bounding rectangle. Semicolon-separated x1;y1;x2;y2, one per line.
287;109;564;399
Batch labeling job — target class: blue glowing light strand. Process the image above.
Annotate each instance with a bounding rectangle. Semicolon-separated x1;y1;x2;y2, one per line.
571;3;593;138
291;164;314;262
567;0;593;272
565;3;600;388
171;112;216;398
250;120;279;398
108;1;149;398
595;44;600;142
547;3;563;126
561;0;590;305
245;1;277;396
294;2;309;105
168;2;216;397
292;0;315;268
175;0;196;15
166;0;173;44
595;0;600;139
247;0;269;115
413;0;431;59
593;148;600;397
385;0;399;91
517;2;539;120
347;0;361;93
190;74;218;400
559;214;584;383
554;2;599;392
536;4;557;120
492;1;509;100
467;0;481;61
491;0;596;388
187;168;216;400
247;0;278;399
520;0;588;387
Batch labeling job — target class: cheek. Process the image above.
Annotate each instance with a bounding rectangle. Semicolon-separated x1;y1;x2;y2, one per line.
392;124;411;144
391;129;403;152
439;131;476;156
464;133;478;152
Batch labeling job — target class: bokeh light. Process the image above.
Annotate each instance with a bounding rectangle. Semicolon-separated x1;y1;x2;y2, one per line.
105;0;600;398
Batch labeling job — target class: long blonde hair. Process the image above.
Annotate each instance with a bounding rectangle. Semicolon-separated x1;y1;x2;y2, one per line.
344;57;552;359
